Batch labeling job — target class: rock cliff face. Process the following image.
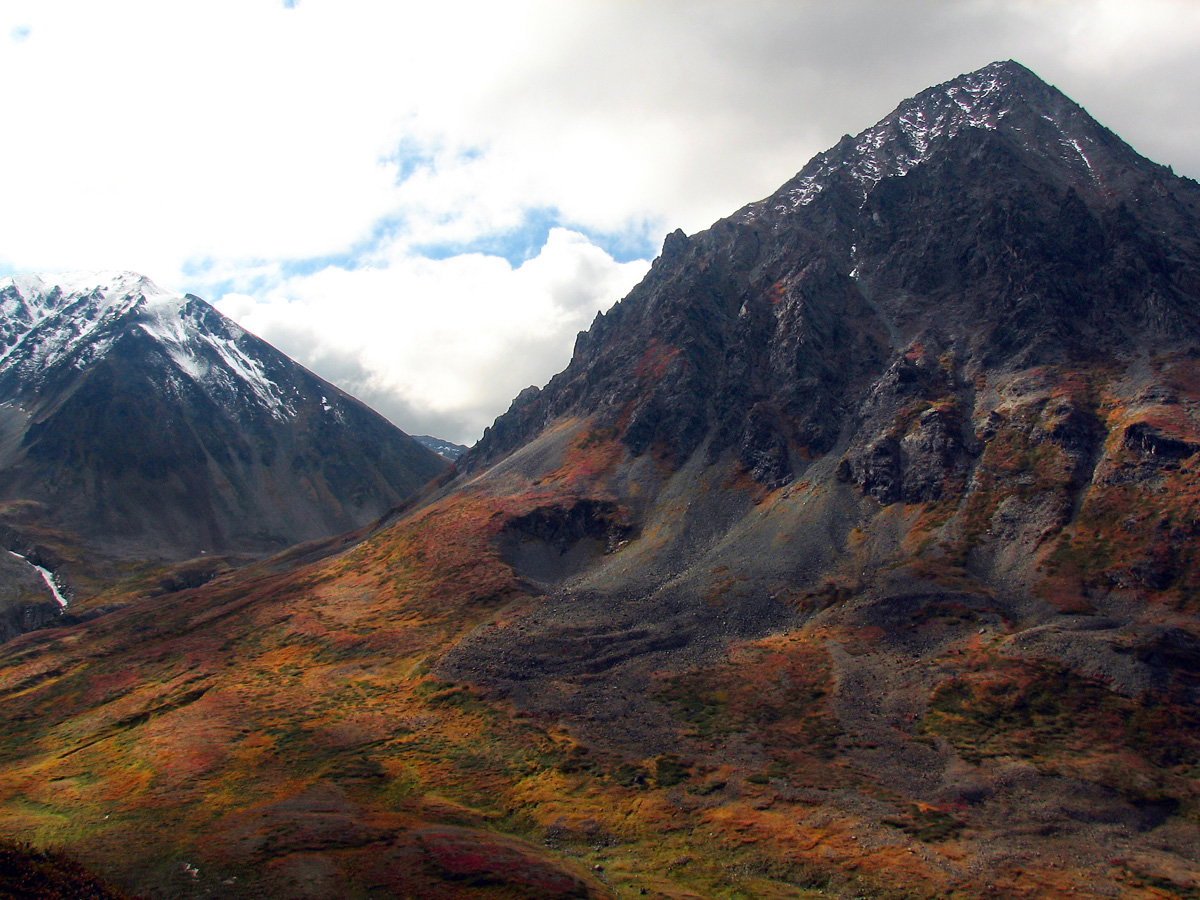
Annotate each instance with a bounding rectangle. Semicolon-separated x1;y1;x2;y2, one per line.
428;66;1200;718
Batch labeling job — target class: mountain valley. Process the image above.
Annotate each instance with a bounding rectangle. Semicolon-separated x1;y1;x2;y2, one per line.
0;61;1199;900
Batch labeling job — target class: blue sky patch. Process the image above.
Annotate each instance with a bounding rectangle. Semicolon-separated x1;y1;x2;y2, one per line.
414;208;563;266
384;138;487;185
180;205;660;301
574;219;663;264
412;207;661;267
387;136;440;183
180;256;299;300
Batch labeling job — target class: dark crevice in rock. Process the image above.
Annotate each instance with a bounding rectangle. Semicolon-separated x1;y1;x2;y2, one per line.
498;500;635;586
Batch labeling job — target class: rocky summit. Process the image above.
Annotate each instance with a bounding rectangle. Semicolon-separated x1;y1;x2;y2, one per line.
0;62;1198;900
466;60;1200;484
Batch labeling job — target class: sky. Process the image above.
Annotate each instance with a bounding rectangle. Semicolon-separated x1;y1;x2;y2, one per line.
2;1;1199;445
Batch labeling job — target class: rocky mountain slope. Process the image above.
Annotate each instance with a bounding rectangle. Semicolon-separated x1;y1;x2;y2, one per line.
465;60;1200;481
0;62;1198;900
0;272;447;620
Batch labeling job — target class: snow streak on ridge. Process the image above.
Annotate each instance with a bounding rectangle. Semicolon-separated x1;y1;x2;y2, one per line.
0;271;293;420
732;60;1106;227
780;62;1020;211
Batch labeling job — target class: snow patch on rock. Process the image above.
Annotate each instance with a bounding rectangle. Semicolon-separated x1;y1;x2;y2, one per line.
0;271;294;420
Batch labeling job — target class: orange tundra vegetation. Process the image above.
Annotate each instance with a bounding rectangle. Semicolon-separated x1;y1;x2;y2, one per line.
0;387;1195;900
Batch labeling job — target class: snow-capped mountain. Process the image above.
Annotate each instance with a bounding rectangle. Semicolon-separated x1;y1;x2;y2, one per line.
3;272;307;421
0;271;447;558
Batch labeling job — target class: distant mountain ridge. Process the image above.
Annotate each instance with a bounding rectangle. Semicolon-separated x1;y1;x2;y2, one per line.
0;271;447;561
413;434;469;460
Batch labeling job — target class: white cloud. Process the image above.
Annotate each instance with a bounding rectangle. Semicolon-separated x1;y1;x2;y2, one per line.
215;228;649;445
2;0;1199;444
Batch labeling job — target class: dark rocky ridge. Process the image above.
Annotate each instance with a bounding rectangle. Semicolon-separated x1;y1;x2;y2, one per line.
462;61;1200;495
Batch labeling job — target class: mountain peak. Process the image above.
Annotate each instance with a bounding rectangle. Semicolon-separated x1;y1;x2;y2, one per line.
0;271;448;560
0;270;205;397
2;270;172;308
745;60;1119;217
901;58;1071;134
946;58;1045;94
467;59;1200;478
